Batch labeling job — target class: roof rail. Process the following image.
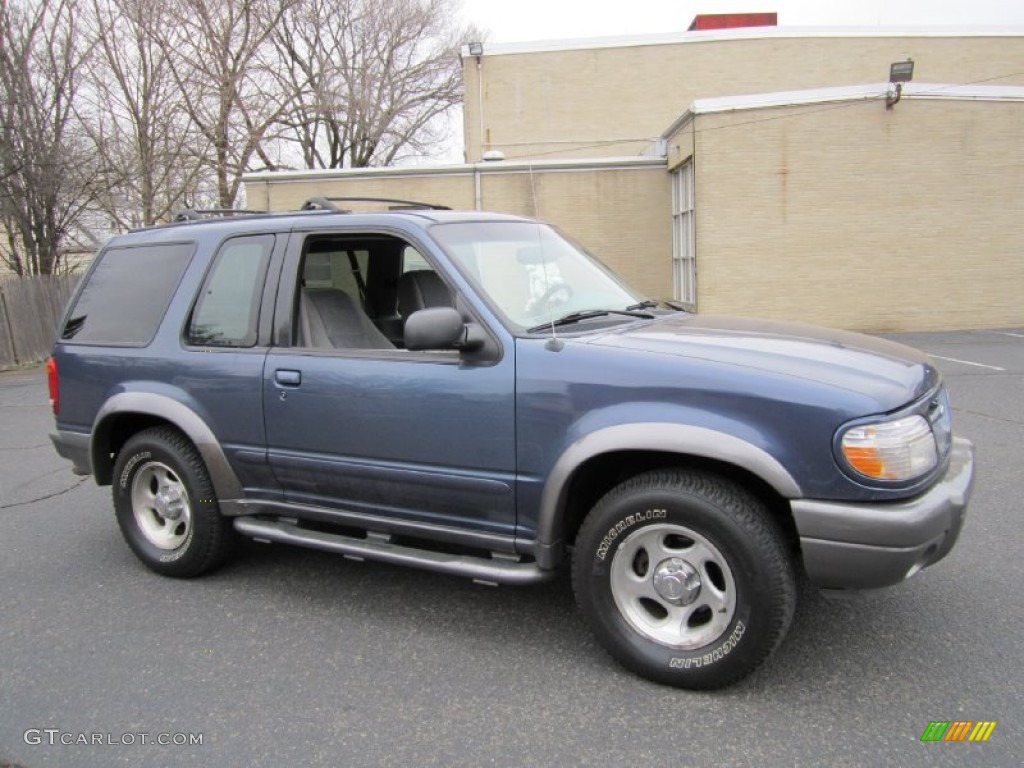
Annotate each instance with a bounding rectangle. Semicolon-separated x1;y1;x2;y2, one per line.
299;196;451;212
173;208;267;222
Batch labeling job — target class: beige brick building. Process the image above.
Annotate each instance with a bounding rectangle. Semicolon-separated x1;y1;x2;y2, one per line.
245;26;1024;331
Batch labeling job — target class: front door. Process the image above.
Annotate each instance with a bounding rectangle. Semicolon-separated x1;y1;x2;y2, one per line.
262;228;516;536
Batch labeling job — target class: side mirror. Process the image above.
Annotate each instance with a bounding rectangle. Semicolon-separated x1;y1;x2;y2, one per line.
405;307;478;351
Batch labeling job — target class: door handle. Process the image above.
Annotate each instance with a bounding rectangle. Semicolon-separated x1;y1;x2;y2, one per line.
275;369;302;387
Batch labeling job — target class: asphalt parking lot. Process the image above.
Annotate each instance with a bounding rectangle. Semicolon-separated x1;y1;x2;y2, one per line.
1;329;1022;767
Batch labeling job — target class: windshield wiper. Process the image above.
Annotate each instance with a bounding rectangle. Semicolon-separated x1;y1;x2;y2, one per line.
527;308;655;334
662;299;690;312
625;300;659;311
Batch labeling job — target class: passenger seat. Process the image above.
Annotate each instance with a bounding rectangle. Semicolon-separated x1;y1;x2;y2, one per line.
299;288;394;349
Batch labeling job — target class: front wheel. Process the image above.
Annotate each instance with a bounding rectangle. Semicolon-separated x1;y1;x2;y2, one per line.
112;426;236;578
572;469;796;689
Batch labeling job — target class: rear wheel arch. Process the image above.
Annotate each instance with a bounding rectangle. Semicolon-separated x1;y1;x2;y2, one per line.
92;412;174;485
90;392;242;500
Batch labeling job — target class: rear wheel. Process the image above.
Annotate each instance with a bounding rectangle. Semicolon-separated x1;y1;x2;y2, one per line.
112;427;236;577
572;469;796;689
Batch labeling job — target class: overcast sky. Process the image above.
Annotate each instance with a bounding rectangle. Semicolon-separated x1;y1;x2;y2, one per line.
460;0;1024;44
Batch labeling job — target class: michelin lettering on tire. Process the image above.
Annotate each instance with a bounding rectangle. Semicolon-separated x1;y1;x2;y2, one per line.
669;620;746;669
119;451;150;490
158;521;194;563
596;508;667;560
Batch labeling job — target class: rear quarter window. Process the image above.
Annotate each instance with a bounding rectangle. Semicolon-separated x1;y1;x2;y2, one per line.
61;242;194;344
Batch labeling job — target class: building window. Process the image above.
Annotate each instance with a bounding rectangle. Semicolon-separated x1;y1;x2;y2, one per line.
671;162;696;307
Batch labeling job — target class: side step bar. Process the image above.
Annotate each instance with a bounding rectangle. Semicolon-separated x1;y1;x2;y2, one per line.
233;518;555;586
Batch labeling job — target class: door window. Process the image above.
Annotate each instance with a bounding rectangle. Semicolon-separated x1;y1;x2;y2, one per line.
293;234;456;351
187;235;273;347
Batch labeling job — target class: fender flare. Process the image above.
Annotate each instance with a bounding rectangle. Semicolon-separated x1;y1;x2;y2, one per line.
91;392;244;501
536;422;802;548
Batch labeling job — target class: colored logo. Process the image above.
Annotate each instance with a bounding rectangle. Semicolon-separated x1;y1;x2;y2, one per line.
920;721;997;742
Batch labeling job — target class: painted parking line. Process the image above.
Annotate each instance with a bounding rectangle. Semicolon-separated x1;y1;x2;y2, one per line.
927;354;1005;372
989;331;1024;339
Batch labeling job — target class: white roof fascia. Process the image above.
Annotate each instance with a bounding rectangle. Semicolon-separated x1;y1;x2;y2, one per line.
692;82;1024;114
661;82;1024;138
903;82;1024;102
461;26;1024;58
242;156;666;184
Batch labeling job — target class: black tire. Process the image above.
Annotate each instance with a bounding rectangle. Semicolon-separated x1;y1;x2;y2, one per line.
112;426;236;578
572;469;796;689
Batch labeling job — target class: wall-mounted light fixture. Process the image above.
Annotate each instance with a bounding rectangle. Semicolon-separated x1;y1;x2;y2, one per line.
886;59;914;109
467;42;486;166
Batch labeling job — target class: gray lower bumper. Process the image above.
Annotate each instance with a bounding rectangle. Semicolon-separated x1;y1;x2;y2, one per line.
791;437;974;591
50;429;92;476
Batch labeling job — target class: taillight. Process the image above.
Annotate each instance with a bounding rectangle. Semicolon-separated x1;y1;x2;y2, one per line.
46;357;59;415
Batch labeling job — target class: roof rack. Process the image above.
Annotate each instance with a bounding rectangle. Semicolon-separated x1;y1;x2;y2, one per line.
173;208;268;222
299;196;451;212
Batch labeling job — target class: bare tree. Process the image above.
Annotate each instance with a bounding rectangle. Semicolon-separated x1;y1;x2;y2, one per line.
0;0;103;275
273;0;475;169
81;0;209;228
154;0;299;209
0;0;477;260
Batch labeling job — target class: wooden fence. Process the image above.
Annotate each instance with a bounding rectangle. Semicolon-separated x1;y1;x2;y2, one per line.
0;274;80;370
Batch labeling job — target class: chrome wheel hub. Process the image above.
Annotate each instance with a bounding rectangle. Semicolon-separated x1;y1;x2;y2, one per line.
155;485;185;521
652;557;702;606
130;461;192;550
609;523;737;650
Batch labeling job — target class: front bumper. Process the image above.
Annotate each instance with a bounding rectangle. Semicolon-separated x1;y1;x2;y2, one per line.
791;437;974;590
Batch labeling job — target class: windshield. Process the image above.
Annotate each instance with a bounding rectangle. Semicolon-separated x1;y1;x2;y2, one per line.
431;221;646;331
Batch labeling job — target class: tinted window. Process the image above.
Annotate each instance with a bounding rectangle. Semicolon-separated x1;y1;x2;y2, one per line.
62;243;194;344
187;235;273;347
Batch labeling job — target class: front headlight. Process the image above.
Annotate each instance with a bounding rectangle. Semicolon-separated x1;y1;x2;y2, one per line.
840;415;938;481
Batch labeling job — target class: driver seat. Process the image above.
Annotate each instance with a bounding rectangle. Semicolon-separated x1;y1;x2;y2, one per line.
397;270;454;321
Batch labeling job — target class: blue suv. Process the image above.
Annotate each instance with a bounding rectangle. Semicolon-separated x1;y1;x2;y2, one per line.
48;199;974;689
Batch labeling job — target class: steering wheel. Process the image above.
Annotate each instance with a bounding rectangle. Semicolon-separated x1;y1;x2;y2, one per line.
532;282;574;312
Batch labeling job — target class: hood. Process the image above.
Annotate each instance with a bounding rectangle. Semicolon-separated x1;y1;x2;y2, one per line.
586;314;938;409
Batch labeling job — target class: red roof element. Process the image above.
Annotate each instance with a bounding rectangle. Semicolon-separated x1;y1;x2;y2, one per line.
688;13;778;31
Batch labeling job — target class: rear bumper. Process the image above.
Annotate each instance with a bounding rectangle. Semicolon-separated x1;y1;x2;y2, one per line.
50;429;92;476
792;437;974;591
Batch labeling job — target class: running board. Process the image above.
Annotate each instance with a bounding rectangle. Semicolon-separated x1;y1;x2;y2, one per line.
233;518;554;586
